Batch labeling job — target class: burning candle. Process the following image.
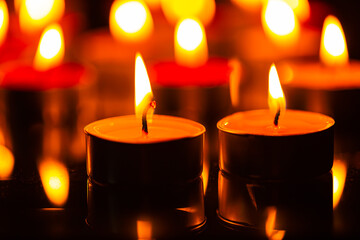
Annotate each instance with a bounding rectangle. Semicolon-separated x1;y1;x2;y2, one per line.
0;23;96;181
217;64;334;179
85;53;206;236
278;15;360;155
18;0;65;34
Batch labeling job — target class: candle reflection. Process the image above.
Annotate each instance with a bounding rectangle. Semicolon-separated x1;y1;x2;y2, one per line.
39;158;69;207
137;220;152;240
0;145;14;180
332;159;347;209
265;207;285;240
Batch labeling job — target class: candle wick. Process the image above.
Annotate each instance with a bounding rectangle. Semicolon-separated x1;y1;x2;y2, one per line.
142;100;156;136
274;107;280;127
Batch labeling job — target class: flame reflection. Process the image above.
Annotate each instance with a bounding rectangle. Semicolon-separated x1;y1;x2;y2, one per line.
0;145;14;179
332;159;347;209
265;207;286;240
137;220;152;240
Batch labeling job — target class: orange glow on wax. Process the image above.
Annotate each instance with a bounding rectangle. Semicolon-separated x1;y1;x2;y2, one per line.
161;0;215;26
265;207;286;240
34;23;64;71
0;145;14;180
175;18;208;67
19;0;65;34
332;159;347;209
135;52;153;118
261;0;299;46
0;0;9;47
109;0;153;42
137;220;152;240
268;64;286;121
320;15;348;67
39;159;69;207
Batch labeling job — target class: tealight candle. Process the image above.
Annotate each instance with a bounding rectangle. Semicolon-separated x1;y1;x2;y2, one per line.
84;53;206;235
218;64;334;179
278;15;360;154
0;24;96;181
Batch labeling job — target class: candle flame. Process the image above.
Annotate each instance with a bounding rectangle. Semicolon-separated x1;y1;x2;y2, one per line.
320;15;348;67
175;18;208;67
261;0;299;46
0;145;14;180
109;0;153;42
0;0;9;47
19;0;65;34
33;23;64;71
332;159;347;209
268;64;286;121
39;158;69;207
137;220;152;240
135;53;153;118
265;207;286;240
161;0;215;26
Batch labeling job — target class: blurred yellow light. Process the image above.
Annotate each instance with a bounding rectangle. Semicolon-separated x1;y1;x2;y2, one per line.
175;18;208;67
135;52;153;118
284;0;310;22
19;0;65;34
320;15;348;67
34;23;64;71
0;145;14;180
161;0;215;26
0;0;9;47
39;159;69;207
262;0;299;46
109;0;153;42
268;63;286;117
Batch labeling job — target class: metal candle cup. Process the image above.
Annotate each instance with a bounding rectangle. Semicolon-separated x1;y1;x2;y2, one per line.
217;109;334;179
85;115;205;185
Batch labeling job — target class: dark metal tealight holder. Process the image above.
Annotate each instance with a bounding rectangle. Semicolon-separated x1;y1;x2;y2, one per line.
84;119;207;238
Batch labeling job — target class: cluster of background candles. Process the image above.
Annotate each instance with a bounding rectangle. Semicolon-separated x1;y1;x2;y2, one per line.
0;0;358;238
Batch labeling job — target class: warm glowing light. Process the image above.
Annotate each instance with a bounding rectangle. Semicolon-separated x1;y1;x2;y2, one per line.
19;0;65;34
0;145;14;180
135;53;153;118
144;0;161;9
202;157;209;194
332;159;347;209
231;0;264;12
265;207;286;240
284;0;310;22
262;0;299;46
39;159;69;206
320;15;348;67
109;0;153;42
268;64;286;117
161;0;215;26
0;0;9;47
34;23;64;71
137;220;152;240
175;18;208;67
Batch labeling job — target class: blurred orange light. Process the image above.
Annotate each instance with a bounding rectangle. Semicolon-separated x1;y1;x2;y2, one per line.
109;0;153;42
137;220;152;239
265;207;285;240
175;18;208;67
262;0;299;46
161;0;215;26
34;23;64;71
231;0;265;12
320;15;348;67
19;0;65;34
0;145;14;180
284;0;310;22
39;159;69;207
